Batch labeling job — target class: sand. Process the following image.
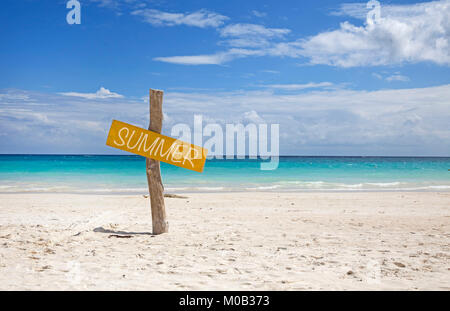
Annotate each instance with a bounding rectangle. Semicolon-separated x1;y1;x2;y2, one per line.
0;192;449;290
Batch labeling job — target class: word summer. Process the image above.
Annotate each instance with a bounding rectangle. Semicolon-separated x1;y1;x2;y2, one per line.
106;120;207;173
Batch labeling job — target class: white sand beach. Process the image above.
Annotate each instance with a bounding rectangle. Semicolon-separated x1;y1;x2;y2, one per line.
0;192;449;290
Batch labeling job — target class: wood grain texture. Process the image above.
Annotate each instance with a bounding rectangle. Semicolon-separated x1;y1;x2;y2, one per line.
146;89;168;234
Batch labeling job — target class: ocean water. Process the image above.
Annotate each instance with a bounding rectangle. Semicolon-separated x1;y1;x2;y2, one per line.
0;155;449;193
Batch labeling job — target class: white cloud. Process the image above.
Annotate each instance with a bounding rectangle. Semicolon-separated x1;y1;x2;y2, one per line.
1;84;450;155
386;74;410;82
60;87;124;99
252;10;267;18
242;110;265;124
0;92;31;101
90;0;120;8
153;53;231;65
331;1;438;20
330;2;369;18
153;0;450;67
161;84;450;156
261;82;334;90
298;0;450;67
260;70;280;74
220;23;290;38
154;48;262;65
131;9;228;28
372;72;410;82
89;0;151;13
155;23;290;65
219;23;290;48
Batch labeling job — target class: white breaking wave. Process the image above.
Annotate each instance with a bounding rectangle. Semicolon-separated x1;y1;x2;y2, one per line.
0;181;449;193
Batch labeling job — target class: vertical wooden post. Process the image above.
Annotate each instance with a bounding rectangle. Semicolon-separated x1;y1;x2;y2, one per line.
146;89;168;234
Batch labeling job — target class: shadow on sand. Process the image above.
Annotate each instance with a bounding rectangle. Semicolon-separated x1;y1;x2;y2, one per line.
93;226;155;237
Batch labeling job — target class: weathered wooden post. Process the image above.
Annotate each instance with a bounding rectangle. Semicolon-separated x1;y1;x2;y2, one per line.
106;89;207;234
146;89;168;234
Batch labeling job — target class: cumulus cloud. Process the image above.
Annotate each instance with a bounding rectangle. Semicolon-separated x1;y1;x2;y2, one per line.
131;9;228;28
60;87;124;99
298;0;450;67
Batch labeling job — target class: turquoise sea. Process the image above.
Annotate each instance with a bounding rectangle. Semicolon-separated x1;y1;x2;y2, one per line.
0;155;449;193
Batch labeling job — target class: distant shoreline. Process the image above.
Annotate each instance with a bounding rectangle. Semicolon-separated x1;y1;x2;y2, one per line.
1;190;450;196
1;154;450;158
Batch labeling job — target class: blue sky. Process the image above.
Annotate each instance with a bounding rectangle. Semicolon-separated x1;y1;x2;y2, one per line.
1;0;449;155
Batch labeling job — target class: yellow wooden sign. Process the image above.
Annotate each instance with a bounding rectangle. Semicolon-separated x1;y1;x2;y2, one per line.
106;120;207;173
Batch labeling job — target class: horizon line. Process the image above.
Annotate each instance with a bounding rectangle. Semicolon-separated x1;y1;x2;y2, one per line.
0;154;449;158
